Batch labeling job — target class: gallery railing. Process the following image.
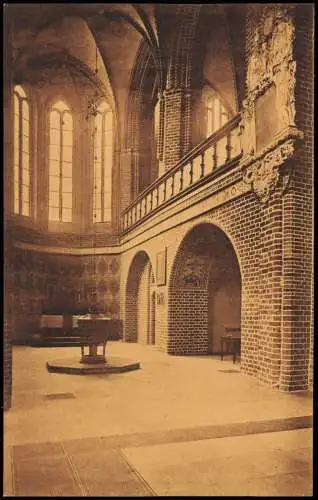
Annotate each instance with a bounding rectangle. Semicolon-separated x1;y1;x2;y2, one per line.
121;113;242;233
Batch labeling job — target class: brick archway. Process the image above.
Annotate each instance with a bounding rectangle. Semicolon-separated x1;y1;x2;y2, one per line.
124;250;155;343
168;222;241;356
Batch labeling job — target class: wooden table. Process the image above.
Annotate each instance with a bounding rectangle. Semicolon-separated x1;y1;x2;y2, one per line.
220;327;241;364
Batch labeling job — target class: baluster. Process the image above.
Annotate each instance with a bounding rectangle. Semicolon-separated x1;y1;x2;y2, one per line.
180;166;184;191
200;152;205;178
150;191;153;211
156;186;159;206
163;181;166;202
213;143;218;169
171;174;175;197
226;132;232;162
189;160;194;185
139;202;142;219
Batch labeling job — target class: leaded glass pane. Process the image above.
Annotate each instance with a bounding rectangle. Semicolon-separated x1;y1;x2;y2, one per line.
62;112;72;131
62;208;72;222
49;175;60;193
62;145;72;162
62;193;72;209
62;177;72;193
49;206;59;221
50;110;60;129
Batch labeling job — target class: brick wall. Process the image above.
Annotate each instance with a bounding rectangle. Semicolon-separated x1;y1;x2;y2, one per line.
124;251;152;342
257;190;283;387
137;261;152;344
279;4;314;391
169;288;209;355
121;170;293;387
163;89;184;169
163;6;201;170
168;223;242;356
3;314;13;410
149;275;156;344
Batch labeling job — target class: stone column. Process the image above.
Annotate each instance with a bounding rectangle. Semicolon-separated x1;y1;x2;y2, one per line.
163;87;193;171
119;148;134;214
242;4;313;391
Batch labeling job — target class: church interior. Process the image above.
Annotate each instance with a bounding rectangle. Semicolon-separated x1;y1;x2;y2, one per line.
3;3;313;496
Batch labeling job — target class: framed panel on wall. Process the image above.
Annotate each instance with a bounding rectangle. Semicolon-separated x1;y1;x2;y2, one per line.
156;248;167;286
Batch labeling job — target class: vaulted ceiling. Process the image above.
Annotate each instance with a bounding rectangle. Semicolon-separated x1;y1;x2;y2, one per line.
5;3;246;141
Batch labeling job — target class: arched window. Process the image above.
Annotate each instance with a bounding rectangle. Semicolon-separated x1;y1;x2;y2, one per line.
93;101;113;223
205;91;231;137
154;97;165;178
154;99;160;158
49;101;73;222
13;85;30;216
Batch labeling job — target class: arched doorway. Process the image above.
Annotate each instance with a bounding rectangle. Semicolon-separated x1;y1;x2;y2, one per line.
168;223;241;356
149;290;156;345
125;251;156;344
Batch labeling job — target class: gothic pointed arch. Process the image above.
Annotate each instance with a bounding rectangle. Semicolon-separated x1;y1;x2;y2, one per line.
126;39;161;195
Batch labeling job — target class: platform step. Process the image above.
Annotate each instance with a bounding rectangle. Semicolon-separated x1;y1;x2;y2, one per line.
28;337;83;347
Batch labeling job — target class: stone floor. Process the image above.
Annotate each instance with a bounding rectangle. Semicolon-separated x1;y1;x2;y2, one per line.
3;342;313;496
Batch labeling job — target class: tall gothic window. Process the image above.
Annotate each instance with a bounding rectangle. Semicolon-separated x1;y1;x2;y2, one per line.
154;98;165;178
205;91;230;137
48;101;73;222
93;101;113;223
13;85;30;216
154;99;160;158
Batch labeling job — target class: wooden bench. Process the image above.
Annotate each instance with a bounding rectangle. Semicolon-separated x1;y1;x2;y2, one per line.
220;326;241;364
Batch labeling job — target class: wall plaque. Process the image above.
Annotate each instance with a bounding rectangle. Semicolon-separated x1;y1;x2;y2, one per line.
157;292;165;306
156;248;167;286
255;84;279;152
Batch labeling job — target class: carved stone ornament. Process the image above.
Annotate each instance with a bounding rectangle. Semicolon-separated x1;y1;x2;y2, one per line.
180;252;208;287
242;5;297;158
240;99;255;157
242;140;295;203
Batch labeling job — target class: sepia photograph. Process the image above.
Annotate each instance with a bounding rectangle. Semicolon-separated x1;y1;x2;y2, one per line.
3;2;314;496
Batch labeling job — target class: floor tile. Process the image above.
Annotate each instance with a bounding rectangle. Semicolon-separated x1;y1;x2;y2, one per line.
13;455;82;497
4;344;313;497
